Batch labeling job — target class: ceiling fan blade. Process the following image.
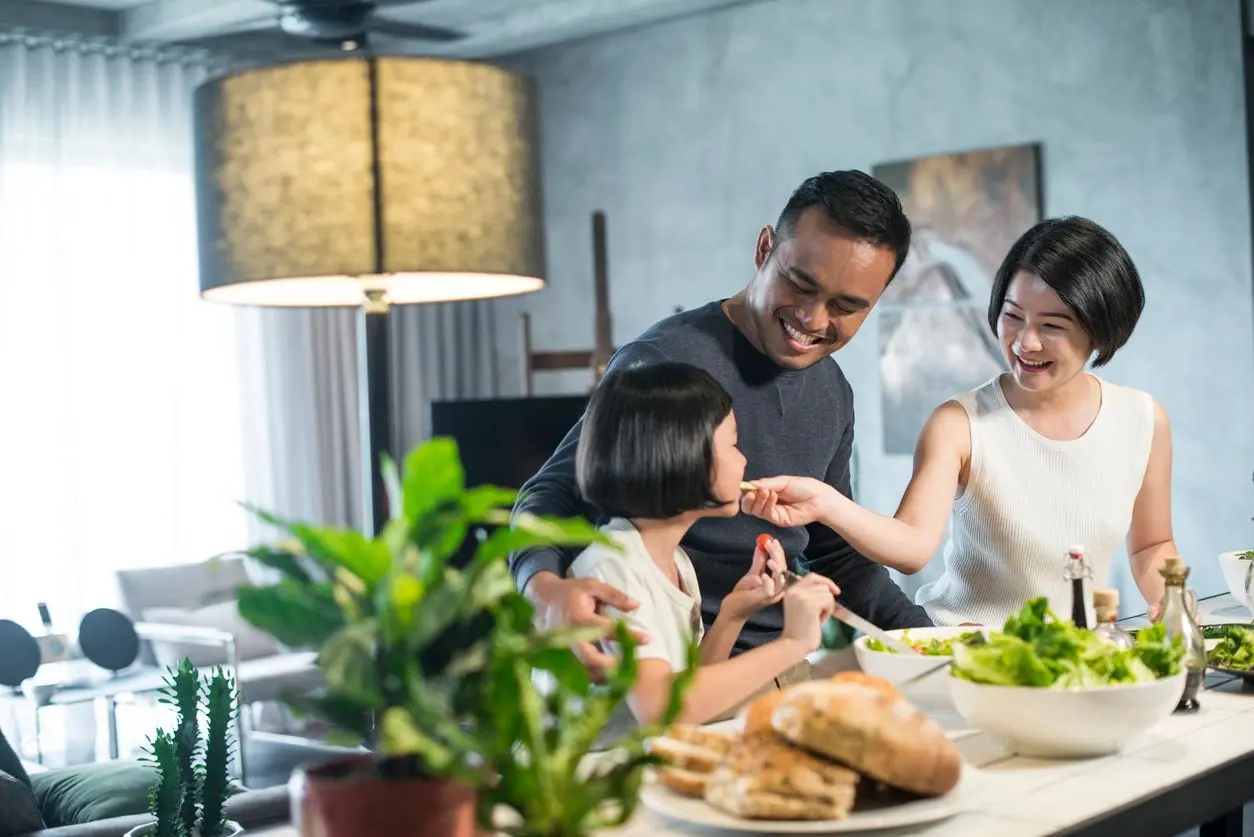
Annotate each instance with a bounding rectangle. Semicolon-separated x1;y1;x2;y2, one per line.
367;16;465;41
179;26;336;56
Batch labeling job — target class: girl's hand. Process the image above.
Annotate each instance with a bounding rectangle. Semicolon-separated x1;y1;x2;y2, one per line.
721;534;788;621
740;475;839;528
780;574;841;652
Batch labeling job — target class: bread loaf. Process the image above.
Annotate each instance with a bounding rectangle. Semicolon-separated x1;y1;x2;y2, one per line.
770;680;962;797
704;732;859;820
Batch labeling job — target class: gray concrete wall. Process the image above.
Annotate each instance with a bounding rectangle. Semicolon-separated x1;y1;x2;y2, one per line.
494;0;1254;611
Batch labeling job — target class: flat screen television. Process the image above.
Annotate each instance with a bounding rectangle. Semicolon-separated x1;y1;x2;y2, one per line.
428;394;589;491
428;394;589;567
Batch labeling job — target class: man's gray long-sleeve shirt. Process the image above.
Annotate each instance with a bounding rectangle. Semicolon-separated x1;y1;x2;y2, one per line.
510;301;932;648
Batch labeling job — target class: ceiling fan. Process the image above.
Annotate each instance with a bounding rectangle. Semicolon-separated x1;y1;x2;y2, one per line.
179;0;467;54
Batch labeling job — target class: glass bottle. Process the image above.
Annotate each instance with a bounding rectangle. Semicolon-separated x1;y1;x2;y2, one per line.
1063;545;1093;628
1092;588;1134;649
1158;556;1207;713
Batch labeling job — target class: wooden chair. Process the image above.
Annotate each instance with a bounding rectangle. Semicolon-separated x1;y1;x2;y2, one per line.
520;211;616;395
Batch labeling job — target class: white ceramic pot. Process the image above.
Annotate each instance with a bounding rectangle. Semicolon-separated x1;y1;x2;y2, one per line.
125;820;244;837
1217;550;1254;612
948;670;1186;758
852;626;982;710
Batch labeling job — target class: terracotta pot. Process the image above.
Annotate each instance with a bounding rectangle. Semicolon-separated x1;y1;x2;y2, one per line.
290;755;477;837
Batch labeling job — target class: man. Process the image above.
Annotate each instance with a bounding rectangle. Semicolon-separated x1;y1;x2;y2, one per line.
510;170;933;676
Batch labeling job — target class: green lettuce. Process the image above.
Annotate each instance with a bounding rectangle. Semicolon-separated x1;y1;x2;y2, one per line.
950;597;1185;688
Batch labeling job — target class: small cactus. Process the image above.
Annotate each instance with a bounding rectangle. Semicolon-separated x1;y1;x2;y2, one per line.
199;669;238;837
143;730;181;837
145;659;240;836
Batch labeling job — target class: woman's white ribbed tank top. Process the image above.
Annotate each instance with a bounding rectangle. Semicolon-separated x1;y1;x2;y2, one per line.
914;374;1156;627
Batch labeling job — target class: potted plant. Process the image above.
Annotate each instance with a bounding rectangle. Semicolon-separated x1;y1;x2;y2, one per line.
130;659;241;837
234;438;695;837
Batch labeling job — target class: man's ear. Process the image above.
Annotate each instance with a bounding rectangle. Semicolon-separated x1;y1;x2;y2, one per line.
754;225;775;270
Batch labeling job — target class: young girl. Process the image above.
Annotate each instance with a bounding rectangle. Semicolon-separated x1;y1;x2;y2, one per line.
569;360;839;726
742;216;1176;627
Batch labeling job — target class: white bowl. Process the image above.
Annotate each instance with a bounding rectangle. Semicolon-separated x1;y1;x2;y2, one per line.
1217;550;1254;612
948;670;1186;758
852;627;982;710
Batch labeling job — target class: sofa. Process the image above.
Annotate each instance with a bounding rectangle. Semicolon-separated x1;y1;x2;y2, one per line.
2;727;290;837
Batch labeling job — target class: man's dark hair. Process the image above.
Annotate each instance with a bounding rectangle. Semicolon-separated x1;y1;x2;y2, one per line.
987;216;1144;367
774;170;912;280
576;361;734;520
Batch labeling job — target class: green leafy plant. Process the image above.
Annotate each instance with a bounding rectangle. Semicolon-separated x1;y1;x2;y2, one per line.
142;660;239;837
233;437;696;836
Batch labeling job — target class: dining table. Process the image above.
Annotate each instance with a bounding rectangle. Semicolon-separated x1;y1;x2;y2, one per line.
249;592;1254;837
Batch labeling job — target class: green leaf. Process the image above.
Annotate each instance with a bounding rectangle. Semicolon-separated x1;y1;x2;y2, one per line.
529;648;591;698
471;520;611;570
387;575;424;634
236;581;344;648
287;694;372;744
401;438;465;522
243;545;314;584
317;622;382;707
242;506;391;585
461;485;519;520
378;707;455;772
381;453;404;523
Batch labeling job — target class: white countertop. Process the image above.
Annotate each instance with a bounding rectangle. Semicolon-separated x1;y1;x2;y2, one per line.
252;594;1254;837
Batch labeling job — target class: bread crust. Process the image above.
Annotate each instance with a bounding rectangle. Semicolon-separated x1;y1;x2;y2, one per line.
648;736;722;774
704;733;859;820
743;690;786;736
771;681;962;797
658;766;709;798
663;723;737;754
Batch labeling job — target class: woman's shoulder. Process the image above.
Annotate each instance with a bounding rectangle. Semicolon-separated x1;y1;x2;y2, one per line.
1096;377;1162;424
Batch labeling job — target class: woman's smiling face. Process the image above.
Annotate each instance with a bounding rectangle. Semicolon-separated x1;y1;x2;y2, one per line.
997;271;1095;391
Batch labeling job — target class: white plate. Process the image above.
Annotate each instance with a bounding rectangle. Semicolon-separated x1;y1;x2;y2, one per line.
639;764;978;833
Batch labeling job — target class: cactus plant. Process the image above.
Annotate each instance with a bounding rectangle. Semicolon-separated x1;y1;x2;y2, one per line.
137;660;240;837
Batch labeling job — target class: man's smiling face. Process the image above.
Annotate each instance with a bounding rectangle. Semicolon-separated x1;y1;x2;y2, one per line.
745;206;898;370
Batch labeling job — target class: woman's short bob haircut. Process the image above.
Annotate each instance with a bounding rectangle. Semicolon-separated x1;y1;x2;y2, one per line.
988;216;1145;367
576;361;734;520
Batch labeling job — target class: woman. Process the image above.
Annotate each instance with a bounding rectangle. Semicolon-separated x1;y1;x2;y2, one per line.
743;216;1176;626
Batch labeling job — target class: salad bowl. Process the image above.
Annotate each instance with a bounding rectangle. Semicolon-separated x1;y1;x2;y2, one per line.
945;598;1188;758
853;626;984;710
949;671;1186;758
1217;550;1254;612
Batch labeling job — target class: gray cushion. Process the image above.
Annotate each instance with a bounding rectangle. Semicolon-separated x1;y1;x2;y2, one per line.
0;769;45;837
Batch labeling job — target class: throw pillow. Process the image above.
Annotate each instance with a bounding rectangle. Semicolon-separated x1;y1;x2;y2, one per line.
0;769;45;837
143;599;282;669
0;728;31;789
30;760;156;826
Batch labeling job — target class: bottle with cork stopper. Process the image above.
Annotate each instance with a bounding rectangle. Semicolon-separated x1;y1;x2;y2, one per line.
1092;588;1134;650
1063;545;1093;628
1158;556;1207;713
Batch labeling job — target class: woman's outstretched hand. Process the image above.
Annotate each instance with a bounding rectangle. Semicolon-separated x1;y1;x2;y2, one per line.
741;475;839;528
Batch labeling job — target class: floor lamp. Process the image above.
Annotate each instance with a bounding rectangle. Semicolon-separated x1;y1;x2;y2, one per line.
190;56;546;536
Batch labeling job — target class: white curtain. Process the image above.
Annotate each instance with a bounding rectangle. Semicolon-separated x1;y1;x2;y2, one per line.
0;34;247;631
234;301;502;538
